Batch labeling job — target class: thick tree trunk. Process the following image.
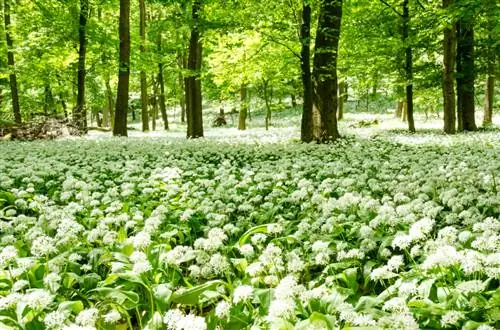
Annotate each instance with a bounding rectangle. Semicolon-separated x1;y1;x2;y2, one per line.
4;0;21;124
157;36;169;130
312;0;342;142
456;18;476;131
300;2;314;142
185;0;203;138
483;0;495;126
238;83;248;130
74;0;88;132
139;0;149;131
443;0;456;134
402;0;415;133
113;0;130;136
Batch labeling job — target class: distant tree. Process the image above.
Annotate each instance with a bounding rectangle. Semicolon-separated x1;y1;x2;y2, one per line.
300;1;313;142
74;0;89;132
113;0;130;136
139;0;149;132
3;0;21;124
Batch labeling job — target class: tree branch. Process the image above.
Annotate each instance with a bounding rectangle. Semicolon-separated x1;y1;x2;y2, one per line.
379;0;403;17
259;31;301;60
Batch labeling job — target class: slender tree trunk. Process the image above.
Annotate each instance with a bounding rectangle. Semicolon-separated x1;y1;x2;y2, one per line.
44;83;56;116
238;83;248;130
151;75;158;130
4;0;21;124
105;77;114;128
139;0;149;131
338;80;345;120
177;51;187;124
291;94;297;107
74;0;88;132
312;0;342;141
402;0;415;133
443;0;456;134
157;36;169;130
395;100;403;118
300;1;313;142
482;0;495;126
185;0;203;138
456;18;476;131
264;81;272;130
113;0;130;136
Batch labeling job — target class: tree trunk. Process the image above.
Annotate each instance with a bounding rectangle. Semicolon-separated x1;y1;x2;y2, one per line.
264;81;272;130
177;51;187;124
185;0;203;138
402;0;415;133
113;0;130;136
443;0;456;134
300;1;314;142
238;83;248;130
395;100;403;118
456;18;476;131
312;0;342;142
74;0;88;133
139;0;149;131
4;0;21;124
291;94;297;107
482;0;495;126
44;83;56;116
402;101;408;122
157;36;169;130
338;80;345;120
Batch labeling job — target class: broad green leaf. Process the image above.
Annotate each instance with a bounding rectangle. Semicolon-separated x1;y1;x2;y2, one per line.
237;224;270;247
171;280;226;306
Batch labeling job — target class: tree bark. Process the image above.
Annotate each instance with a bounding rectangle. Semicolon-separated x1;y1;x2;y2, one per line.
456;17;476;131
185;0;203;138
74;0;88;133
157;35;169;130
443;0;456;134
238;83;248;130
113;0;130;136
263;81;272;130
4;0;21;124
338;80;346;120
139;0;149;131
312;0;342;142
402;0;415;133
300;1;314;142
395;100;403;118
482;0;495;126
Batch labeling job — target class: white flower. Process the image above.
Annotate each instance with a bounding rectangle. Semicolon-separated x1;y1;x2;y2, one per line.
31;236;57;257
103;310;121;324
130;231;151;249
44;311;69;329
239;244;255;258
44;272;62;292
387;255;404;271
456;280;485;294
215;300;231;319
233;285;253;304
23;289;54;310
267;298;295;320
441;310;463;327
75;308;99;327
164;309;184;330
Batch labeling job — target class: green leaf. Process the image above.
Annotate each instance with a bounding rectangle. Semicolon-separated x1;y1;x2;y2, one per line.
0;191;15;206
171;280;226;306
237;224;270;247
57;301;84;314
90;287;140;310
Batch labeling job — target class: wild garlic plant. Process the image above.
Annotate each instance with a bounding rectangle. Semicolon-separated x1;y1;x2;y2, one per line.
0;133;499;329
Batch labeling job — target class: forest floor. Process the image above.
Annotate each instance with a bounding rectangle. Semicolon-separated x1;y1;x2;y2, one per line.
0;110;499;329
